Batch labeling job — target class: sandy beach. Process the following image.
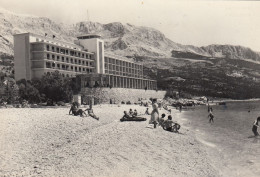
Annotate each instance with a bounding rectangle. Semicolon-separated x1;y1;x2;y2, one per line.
0;105;219;177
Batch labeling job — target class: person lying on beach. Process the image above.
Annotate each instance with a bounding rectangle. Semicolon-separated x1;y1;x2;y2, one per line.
252;117;260;136
85;105;99;120
158;113;166;127
120;111;146;122
162;115;181;132
208;111;214;123
145;108;150;115
69;103;87;117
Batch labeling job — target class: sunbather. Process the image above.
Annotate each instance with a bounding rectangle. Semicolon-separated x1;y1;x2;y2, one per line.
69;102;87;117
120;111;146;122
133;109;138;117
85;105;99;120
129;109;134;116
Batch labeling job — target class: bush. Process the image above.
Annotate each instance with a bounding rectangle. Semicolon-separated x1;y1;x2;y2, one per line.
126;101;131;105
121;101;125;104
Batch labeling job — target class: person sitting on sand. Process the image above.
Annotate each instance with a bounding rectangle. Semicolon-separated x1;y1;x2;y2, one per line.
162;115;174;131
69;102;87;117
252;117;260;136
208;110;214;123
121;111;132;120
162;115;181;132
85;105;99;120
129;109;134;116
133;109;138;117
158;113;166;126
145;108;150;115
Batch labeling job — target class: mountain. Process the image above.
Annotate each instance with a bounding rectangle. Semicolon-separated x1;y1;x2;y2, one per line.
1;7;260;61
1;7;260;99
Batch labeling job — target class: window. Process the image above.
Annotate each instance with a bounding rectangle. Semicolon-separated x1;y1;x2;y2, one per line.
62;57;64;62
79;60;81;64
71;66;73;70
52;55;55;59
52;46;55;52
47;54;50;59
82;61;85;65
57;56;60;60
66;58;69;62
82;54;85;58
83;68;85;71
52;63;55;67
46;45;50;51
79;67;81;72
46;62;51;68
70;59;73;63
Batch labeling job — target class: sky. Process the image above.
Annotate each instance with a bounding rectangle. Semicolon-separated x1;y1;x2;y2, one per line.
1;0;260;51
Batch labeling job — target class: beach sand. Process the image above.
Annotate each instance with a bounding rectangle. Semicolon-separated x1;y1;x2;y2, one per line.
0;105;219;177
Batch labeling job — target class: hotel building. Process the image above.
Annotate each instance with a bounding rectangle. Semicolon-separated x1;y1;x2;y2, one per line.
14;33;157;90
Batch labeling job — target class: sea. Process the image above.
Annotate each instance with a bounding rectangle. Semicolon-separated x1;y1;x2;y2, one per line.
181;100;260;177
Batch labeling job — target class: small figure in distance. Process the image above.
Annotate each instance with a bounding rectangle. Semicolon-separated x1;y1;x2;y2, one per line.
252;117;260;136
208;110;214;123
145;108;150;115
129;109;134;116
133;109;138;117
69;102;87;117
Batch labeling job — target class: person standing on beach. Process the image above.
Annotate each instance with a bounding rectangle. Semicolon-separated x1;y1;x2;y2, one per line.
208;110;214;123
252;117;260;136
149;99;159;128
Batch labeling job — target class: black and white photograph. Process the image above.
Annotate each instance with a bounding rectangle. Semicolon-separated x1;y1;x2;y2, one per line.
0;0;260;176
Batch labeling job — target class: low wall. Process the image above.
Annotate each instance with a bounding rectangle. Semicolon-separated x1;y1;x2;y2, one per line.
80;88;166;104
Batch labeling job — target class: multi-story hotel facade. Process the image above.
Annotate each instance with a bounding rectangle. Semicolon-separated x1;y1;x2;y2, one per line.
14;33;157;90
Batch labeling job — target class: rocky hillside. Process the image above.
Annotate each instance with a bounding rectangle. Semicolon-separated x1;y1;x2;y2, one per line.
1;7;260;61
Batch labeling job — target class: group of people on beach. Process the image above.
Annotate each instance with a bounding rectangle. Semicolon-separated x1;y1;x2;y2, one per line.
119;98;180;132
69;102;99;120
120;109;147;121
148;98;180;132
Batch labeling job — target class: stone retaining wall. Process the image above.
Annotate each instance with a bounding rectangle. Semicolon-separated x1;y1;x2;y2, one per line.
80;88;166;104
